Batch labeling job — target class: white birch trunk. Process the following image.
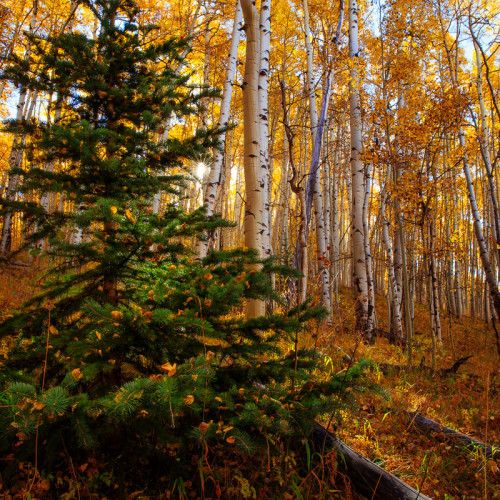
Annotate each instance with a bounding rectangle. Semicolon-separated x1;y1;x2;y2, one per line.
241;0;265;318
153;3;202;215
363;163;375;332
259;0;272;258
460;127;500;318
197;0;243;257
380;190;404;341
348;0;371;338
428;217;442;346
332;147;340;305
0;2;39;255
474;41;500;266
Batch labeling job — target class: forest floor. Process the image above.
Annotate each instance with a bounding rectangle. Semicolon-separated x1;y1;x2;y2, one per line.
322;287;500;499
1;264;499;499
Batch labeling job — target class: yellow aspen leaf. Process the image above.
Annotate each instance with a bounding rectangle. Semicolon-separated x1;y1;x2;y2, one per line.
238;388;245;395
148;290;155;300
184;395;194;405
111;311;121;320
33;401;45;411
71;368;83;380
226;436;235;444
215;397;222;402
204;273;213;280
110;206;117;215
203;298;212;307
223;426;233;433
206;351;215;360
95;331;102;340
138;410;148;417
192;374;198;381
161;362;177;376
133;390;143;399
49;325;58;335
125;209;136;223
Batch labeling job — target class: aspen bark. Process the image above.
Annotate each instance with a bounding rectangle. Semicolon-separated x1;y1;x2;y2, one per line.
259;0;272;259
363;163;375;332
197;0;243;257
280;81;307;304
460;127;500;319
474;40;500;266
428;216;442;351
348;0;371;339
152;3;202;216
303;75;332;309
241;0;265;318
331;145;340;306
380;184;404;342
0;1;39;255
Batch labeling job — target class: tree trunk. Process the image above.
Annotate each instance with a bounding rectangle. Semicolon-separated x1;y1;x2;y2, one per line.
241;0;265;318
461;127;500;320
197;0;243;257
380;186;404;342
0;1;39;255
348;0;371;339
259;0;272;259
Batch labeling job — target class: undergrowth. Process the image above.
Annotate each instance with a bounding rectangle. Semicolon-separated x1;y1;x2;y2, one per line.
325;287;500;499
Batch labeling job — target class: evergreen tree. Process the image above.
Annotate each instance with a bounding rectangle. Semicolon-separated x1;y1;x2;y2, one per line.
0;0;370;492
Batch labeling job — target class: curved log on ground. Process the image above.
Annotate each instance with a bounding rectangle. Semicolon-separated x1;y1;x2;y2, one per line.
2;260;33;268
311;423;431;500
406;412;500;460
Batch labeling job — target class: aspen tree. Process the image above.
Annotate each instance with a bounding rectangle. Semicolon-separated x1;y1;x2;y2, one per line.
35;0;79;254
197;0;243;257
380;178;404;342
472;39;500;266
363;162;375;332
0;0;38;255
437;7;500;320
152;1;202;216
348;0;372;339
280;81;308;303
259;0;272;259
241;0;266;317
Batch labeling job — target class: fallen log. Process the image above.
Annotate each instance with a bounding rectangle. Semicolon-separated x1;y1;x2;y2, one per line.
2;260;33;268
311;423;431;500
406;412;500;460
